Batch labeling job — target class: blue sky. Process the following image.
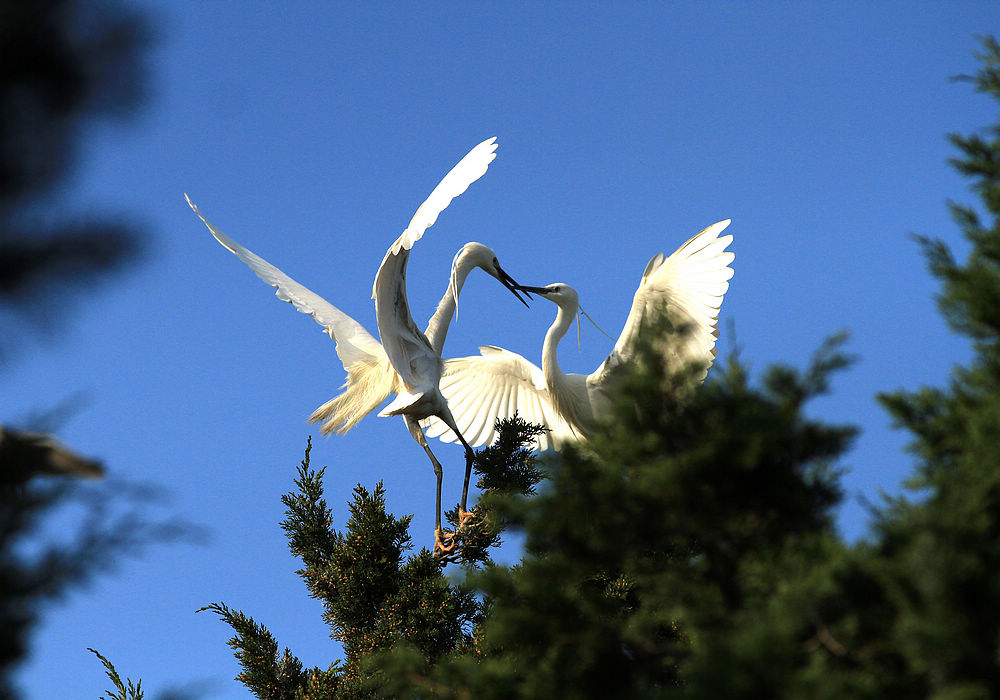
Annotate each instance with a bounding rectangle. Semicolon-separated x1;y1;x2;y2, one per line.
6;2;998;697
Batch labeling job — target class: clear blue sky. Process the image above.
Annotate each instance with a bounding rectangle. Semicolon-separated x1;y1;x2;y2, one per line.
6;2;997;697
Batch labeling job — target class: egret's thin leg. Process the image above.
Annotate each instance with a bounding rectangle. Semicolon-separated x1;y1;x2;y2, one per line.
422;443;443;532
422;443;456;554
456;433;477;526
437;408;478;527
406;417;454;555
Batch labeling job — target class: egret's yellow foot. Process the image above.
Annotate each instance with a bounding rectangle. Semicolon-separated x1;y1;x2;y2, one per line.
458;508;476;528
433;528;456;557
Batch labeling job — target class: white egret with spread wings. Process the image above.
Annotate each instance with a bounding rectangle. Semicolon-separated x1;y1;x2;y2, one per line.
187;137;528;554
422;220;734;448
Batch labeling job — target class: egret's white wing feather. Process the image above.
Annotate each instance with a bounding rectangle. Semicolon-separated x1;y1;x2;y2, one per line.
469;384;501;446
422;346;578;450
373;137;498;297
371;138;498;403
187;195;385;371
590;219;734;389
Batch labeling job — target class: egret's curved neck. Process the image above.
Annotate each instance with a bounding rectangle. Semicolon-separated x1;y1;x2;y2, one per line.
423;254;476;355
541;303;576;390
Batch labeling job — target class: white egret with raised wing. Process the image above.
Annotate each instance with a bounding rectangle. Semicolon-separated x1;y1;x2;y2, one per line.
187;137;528;554
422;220;734;448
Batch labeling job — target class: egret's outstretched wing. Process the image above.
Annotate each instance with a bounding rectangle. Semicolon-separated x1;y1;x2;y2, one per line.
372;138;498;408
421;346;580;451
187;195;386;372
374;137;499;294
590;220;734;389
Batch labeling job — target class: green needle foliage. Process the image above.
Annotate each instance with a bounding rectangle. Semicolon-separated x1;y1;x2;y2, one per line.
88;648;143;700
204;426;543;699
441;419;547;567
199;601;334;699
204;36;1000;700
374;333;856;699
872;35;1000;699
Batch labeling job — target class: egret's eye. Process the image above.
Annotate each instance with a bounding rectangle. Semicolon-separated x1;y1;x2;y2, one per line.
553;286;561;293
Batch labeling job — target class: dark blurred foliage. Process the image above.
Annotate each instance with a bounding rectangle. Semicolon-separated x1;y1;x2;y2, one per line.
0;425;103;482
0;3;204;699
871;35;1000;699
0;0;150;355
0;470;196;700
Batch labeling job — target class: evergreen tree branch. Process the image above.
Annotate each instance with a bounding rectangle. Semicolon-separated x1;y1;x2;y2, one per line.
197;602;331;700
88;648;143;700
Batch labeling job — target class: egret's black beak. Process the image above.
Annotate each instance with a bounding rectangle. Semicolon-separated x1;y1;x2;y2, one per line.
497;265;531;307
515;285;553;296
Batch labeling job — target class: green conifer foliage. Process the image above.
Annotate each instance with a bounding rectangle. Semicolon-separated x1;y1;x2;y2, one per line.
88;648;143;700
371;327;856;699
873;35;1000;699
205;425;544;698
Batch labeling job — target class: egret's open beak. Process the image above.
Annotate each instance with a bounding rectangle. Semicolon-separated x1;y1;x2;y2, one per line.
515;285;553;296
497;265;531;307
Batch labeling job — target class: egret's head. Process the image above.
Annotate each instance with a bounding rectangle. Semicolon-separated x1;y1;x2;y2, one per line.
515;283;579;310
450;242;530;308
516;282;612;346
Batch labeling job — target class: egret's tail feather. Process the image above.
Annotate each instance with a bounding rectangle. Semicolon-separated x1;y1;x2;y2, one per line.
309;357;397;435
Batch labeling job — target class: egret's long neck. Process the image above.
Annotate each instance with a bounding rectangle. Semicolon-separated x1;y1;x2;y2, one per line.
541;302;576;394
423;255;474;356
542;301;597;438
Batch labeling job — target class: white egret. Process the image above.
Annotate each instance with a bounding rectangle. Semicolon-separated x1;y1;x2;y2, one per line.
187;137;528;554
422;220;734;448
